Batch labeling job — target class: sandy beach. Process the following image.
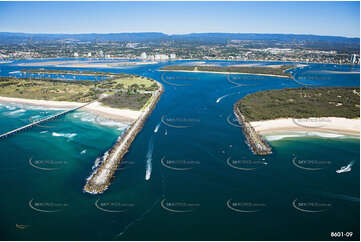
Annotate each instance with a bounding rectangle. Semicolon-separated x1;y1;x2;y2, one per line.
250;117;360;136
83;101;140;122
0;96;141;122
158;69;290;78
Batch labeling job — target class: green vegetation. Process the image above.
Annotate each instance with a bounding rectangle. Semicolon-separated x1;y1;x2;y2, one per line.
21;68;122;77
0;77;100;102
238;87;360;121
95;75;158;93
101;92;152;110
0;70;159;110
160;65;294;77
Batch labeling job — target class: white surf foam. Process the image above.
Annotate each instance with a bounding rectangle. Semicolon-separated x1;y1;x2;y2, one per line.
266;134;303;141
73;112;129;130
92;150;110;170
5;105;16;110
265;131;346;141
7;109;26;116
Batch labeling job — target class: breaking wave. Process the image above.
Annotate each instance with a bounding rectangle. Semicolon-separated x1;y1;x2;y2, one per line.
92;150;110;170
7;109;26;116
72;112;128;131
5;105;16;110
265;131;348;141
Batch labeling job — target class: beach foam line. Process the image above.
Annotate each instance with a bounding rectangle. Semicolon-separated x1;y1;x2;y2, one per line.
72;111;129;130
6;109;26;116
5;105;16;110
264;131;350;141
1;102;64;111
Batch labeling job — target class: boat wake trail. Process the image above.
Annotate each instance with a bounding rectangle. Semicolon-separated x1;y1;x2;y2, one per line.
114;197;161;238
145;136;154;181
216;92;240;103
315;190;360;203
115;153;167;238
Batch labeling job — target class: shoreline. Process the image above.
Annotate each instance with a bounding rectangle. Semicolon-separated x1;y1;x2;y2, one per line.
0;96;140;122
17;60;158;68
233;102;272;155
250;117;360;137
158;69;290;78
83;80;164;194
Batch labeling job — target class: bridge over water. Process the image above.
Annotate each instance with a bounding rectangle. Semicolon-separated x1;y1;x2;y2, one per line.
0;102;92;140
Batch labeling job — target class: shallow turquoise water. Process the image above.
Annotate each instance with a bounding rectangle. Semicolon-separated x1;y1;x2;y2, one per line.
0;60;359;240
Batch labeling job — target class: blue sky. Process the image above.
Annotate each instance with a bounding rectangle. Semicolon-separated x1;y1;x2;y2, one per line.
0;2;359;37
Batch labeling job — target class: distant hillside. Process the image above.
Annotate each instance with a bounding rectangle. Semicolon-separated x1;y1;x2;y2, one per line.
0;32;359;51
0;32;167;43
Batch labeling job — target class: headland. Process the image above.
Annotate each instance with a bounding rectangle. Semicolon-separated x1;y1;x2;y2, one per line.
234;86;360;155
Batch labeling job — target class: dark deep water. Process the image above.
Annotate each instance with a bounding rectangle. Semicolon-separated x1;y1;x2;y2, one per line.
0;59;359;240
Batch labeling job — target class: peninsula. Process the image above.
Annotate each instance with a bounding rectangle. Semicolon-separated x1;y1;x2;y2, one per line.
0;70;163;193
159;64;294;78
234;86;360;155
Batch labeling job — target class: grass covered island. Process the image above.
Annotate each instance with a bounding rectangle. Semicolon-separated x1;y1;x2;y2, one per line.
234;87;360;155
159;64;294;78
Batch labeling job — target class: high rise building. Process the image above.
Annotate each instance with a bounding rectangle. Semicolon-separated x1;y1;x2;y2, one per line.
140;52;147;59
98;50;104;58
351;54;360;64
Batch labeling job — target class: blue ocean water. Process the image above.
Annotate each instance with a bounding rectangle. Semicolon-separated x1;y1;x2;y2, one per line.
0;59;359;240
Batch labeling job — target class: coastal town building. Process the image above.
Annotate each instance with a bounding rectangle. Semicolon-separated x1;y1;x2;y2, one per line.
140;52;147;59
351;54;360;64
154;54;169;60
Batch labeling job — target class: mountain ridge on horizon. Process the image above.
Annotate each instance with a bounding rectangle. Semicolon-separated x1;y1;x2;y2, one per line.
0;32;358;51
0;32;359;39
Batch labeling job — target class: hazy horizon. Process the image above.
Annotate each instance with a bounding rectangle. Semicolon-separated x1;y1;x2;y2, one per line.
0;31;359;39
0;2;359;38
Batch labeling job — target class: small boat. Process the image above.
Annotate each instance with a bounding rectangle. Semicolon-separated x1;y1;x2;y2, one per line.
336;162;353;174
16;224;29;230
164;129;167;136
